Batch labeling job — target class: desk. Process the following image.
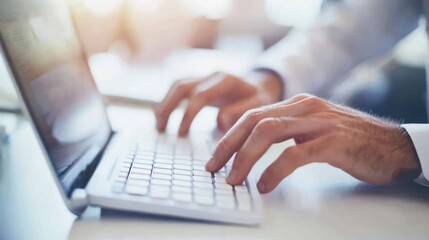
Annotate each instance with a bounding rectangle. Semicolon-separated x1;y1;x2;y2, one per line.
1;104;429;240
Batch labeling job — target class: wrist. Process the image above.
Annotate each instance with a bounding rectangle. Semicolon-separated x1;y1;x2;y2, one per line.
393;127;422;182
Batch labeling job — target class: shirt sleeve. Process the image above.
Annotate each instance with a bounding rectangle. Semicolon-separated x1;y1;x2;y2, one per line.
402;124;429;186
255;0;422;99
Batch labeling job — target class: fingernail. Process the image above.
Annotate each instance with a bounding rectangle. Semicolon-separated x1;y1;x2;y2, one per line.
205;158;216;171
257;181;266;193
227;169;238;183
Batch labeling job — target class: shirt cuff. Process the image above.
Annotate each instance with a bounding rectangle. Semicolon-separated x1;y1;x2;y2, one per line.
401;124;429;185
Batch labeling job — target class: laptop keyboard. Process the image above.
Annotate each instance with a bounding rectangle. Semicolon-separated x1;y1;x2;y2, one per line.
110;135;253;212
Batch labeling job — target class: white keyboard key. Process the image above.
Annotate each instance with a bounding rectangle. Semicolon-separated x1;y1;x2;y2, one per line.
152;173;172;181
118;172;128;178
155;158;173;164
193;176;213;183
234;185;248;193
112;183;125;193
173;192;192;203
132;163;152;170
130;168;151;175
193;181;213;189
194;195;214;206
193;188;213;196
173;174;192;181
216;196;236;209
154;163;173;169
215;182;233;190
151;179;172;186
127;179;150;187
174;164;192;171
134;158;154;165
153;168;172;175
172;185;192;193
129;173;150;181
193;165;206;171
215;188;233;196
173;169;192;176
173;179;192;187
119;166;130;173
174;155;192;161
150;185;171;199
174;159;192;165
193;170;212;177
115;176;127;183
126;185;149;196
236;192;252;211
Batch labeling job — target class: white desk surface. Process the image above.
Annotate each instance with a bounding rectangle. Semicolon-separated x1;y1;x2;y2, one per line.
1;104;429;240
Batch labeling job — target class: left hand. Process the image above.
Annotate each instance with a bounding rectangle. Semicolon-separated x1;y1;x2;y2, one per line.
205;94;421;193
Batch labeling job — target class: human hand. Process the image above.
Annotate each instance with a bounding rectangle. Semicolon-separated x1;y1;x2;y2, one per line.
155;71;282;136
205;94;421;193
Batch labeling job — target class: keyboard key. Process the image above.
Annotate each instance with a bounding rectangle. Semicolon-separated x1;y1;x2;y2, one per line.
115;176;127;183
194;195;214;206
174;159;192;165
156;153;173;160
134;158;153;164
174;164;192;171
127;179;150;187
126;185;149;196
151;179;172;186
154;163;173;169
173;179;192;187
174;155;192;161
193;188;213;196
118;172;128;178
122;162;132;169
152;173;172;181
129;173;150;181
214;182;233;190
216;195;236;209
153;168;172;175
112;182;125;193
173;192;192;203
193;176;213;183
132;163;152;170
155;158;174;164
119;166;130;173
236;192;252;211
192;165;206;171
193;181;213;189
215;188;233;196
173;169;192;176
123;158;133;164
130;168;151;175
192;170;212;177
233;185;248;193
173;174;192;181
172;185;192;193
150;185;171;199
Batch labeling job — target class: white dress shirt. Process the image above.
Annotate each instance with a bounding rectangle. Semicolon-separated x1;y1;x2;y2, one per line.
257;0;429;184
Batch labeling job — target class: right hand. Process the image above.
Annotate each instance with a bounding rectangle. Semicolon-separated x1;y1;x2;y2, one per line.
155;71;283;136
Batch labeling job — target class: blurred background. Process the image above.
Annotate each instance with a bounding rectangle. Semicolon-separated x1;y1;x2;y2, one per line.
1;0;427;123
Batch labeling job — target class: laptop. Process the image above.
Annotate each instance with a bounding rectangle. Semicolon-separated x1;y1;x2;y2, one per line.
0;0;263;225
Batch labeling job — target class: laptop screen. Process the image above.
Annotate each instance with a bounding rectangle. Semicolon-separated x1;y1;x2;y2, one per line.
0;0;111;195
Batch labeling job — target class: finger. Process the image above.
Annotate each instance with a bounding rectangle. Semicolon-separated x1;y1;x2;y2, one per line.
226;117;334;185
217;96;262;132
206;96;320;172
155;79;199;132
257;135;333;193
178;73;239;136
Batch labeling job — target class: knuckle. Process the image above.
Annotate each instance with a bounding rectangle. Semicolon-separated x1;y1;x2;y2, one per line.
216;138;230;154
292;93;313;101
303;96;326;108
243;108;264;124
254;118;281;136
